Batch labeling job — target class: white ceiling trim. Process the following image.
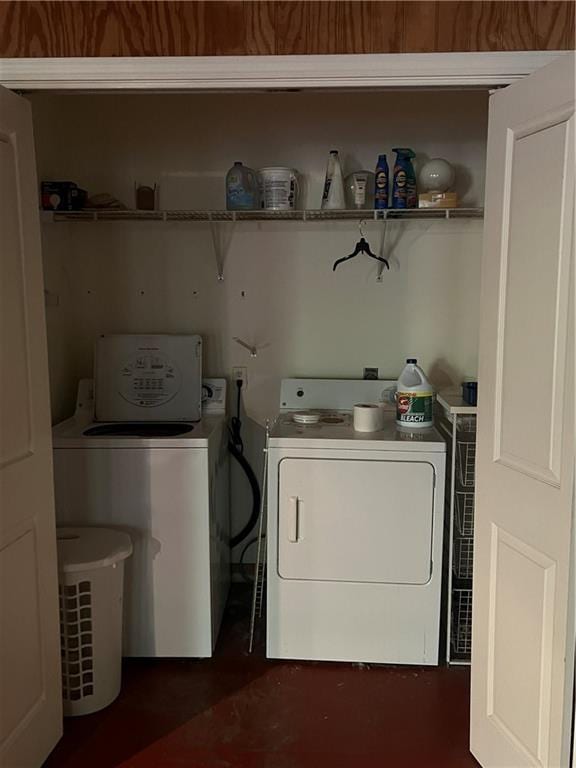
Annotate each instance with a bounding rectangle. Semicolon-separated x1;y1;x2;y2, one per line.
0;52;567;91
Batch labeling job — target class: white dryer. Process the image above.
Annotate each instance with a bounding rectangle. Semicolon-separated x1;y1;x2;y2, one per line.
267;379;446;666
52;337;230;659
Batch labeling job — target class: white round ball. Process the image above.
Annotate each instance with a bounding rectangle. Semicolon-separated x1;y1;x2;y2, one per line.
418;158;455;193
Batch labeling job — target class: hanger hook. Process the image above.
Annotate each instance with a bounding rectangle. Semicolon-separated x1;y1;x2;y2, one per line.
358;219;366;239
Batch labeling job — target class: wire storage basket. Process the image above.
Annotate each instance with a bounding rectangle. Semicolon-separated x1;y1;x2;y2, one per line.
451;588;473;656
453;536;474;580
456;414;477;434
456;440;476;487
455;492;475;537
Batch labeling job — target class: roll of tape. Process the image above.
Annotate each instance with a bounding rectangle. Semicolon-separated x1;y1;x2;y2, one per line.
353;403;383;432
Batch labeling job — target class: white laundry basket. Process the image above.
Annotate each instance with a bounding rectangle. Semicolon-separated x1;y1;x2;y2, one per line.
57;527;132;716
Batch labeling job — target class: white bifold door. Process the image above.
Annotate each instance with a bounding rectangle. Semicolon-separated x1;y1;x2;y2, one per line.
0;86;62;765
471;53;575;768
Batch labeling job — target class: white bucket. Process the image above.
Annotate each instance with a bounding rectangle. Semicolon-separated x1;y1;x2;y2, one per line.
258;167;298;210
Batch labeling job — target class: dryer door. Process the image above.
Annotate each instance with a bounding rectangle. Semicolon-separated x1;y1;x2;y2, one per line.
278;458;435;584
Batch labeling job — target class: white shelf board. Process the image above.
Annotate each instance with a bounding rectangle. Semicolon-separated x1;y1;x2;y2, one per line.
437;390;478;416
0;52;564;92
41;207;484;223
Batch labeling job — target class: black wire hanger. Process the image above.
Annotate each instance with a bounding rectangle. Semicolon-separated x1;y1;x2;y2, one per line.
333;220;390;272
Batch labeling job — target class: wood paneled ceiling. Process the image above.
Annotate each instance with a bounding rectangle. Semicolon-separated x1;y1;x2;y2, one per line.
0;1;573;58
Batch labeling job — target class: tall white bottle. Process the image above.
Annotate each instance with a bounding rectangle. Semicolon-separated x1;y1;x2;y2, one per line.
321;150;346;209
395;358;435;429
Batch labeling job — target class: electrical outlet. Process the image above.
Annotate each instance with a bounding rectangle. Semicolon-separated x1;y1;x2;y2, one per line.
363;367;379;380
232;366;248;387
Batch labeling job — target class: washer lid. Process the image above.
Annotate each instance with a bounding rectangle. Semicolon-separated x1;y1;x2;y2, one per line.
95;334;202;422
57;527;133;573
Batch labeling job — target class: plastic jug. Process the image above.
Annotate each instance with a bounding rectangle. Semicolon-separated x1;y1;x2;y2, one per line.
226;162;258;210
396;358;434;428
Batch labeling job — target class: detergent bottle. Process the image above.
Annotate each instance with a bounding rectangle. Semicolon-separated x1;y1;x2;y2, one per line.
392;148;417;209
321;150;346;209
374;154;389;209
396;358;435;428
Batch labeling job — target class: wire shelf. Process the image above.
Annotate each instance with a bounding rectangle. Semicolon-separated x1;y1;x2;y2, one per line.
455;492;475;537
453;536;474;580
44;207;484;223
451;588;473;657
456;440;476;487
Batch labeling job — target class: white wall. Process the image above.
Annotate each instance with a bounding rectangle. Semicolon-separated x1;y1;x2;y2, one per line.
32;91;487;545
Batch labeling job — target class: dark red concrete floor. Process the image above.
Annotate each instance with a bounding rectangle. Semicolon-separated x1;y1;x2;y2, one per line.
44;587;480;768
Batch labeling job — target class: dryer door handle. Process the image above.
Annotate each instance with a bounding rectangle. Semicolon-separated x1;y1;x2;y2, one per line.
287;496;302;543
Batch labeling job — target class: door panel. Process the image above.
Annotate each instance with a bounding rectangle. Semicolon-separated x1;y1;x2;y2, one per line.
0;137;32;467
278;458;435;584
0;528;44;743
0;86;62;766
471;53;575;768
496;111;572;485
487;527;556;763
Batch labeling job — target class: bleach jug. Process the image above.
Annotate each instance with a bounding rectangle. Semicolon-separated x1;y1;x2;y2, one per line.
396;358;434;428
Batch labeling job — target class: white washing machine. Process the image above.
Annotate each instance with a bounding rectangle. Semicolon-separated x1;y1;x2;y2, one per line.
52;334;230;658
267;379;446;666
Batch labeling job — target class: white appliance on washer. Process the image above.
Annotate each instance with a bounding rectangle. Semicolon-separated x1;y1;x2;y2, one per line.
52;334;230;658
267;378;446;666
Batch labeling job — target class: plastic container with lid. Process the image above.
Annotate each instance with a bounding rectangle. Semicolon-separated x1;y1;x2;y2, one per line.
57;527;132;716
258;167;299;210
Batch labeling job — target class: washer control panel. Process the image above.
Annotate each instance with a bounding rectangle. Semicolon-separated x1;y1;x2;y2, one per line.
95;334;202;422
119;352;181;407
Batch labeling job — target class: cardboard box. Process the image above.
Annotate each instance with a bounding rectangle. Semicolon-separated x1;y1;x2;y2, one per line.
41;181;87;211
418;191;458;209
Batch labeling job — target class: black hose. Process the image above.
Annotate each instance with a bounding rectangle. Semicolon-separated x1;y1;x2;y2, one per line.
229;379;261;549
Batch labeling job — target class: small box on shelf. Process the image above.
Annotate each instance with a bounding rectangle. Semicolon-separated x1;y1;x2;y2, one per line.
41;181;87;211
418;191;458;208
